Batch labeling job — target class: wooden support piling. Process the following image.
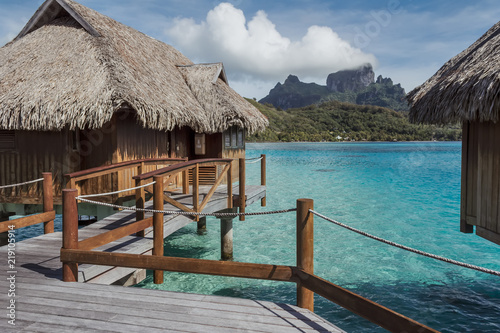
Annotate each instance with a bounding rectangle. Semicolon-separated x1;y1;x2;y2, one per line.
239;158;246;221
153;175;164;284
62;189;79;282
42;172;54;234
261;154;266;207
220;209;235;261
197;217;207;234
296;198;314;311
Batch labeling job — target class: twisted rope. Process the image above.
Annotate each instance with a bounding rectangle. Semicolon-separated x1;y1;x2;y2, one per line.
0;178;44;189
310;209;500;277
245;157;263;164
76;196;295;217
77;181;156;198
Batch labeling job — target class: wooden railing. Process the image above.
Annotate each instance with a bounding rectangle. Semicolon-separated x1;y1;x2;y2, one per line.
60;194;437;333
64;157;187;196
62;158;235;283
133;158;234;222
0;173;55;234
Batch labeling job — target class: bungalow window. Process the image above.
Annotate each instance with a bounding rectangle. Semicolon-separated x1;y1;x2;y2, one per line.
237;128;245;147
224;130;231;148
231;128;237;147
224;126;245;149
0;130;16;150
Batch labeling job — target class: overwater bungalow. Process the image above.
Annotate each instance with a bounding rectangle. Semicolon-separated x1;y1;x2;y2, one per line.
0;0;268;219
408;20;500;245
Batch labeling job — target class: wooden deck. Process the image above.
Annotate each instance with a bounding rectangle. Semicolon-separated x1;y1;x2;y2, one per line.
0;184;345;332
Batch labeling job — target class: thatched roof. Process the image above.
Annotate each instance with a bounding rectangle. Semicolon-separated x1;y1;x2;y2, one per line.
178;63;268;134
407;20;500;124
0;0;268;134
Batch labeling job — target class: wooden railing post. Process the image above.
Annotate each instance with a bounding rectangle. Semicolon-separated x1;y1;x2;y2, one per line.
239;158;246;221
297;198;314;311
261;154;266;207
135;162;146;237
227;163;233;209
62;189;79;282
42;172;54;234
193;164;199;222
153;175;164;284
182;169;189;194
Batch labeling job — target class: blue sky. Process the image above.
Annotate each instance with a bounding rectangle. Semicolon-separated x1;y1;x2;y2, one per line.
1;0;500;99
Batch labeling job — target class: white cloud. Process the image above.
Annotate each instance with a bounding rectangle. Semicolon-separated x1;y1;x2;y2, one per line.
166;2;377;88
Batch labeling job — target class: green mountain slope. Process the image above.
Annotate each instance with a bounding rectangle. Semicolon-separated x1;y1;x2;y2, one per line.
246;99;461;142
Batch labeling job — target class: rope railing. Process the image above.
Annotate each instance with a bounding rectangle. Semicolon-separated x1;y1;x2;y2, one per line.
245;156;264;164
0;177;44;190
77;181;156;199
75;196;295;217
310;209;500;277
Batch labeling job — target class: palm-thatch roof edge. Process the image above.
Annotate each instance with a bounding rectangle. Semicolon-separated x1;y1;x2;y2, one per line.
177;63;268;134
407;20;500;125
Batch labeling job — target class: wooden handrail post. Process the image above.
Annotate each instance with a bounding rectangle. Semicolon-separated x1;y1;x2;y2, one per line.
297;198;314;312
42;172;54;234
62;189;79;282
135;162;145;237
227;163;233;209
193;164;199;222
239;158;246;221
261;154;266;207
182;169;189;194
153;175;164;284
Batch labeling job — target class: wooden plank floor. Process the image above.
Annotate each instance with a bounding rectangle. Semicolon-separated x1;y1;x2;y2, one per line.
0;185;346;332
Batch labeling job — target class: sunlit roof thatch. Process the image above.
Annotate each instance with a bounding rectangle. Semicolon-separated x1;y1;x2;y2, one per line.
0;0;268;134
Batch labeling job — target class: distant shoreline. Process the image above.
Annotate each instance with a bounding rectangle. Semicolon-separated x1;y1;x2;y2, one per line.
246;140;462;144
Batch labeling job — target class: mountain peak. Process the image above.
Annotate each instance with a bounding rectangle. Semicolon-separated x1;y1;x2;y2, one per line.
326;63;375;93
284;74;300;84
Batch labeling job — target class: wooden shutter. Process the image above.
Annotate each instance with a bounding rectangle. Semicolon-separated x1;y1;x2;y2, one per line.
189;166;217;185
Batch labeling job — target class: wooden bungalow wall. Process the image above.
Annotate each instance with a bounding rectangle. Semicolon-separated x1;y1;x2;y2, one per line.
78;110;172;201
0;129;74;206
461;120;500;245
1;110;247;209
192;132;244;184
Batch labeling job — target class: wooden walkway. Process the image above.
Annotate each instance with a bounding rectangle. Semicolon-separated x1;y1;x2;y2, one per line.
0;184;345;332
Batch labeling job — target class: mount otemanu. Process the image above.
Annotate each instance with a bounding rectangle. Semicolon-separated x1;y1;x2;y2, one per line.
259;64;408;111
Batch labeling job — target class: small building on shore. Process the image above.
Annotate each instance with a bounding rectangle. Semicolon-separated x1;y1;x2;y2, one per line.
0;0;268;216
407;20;500;245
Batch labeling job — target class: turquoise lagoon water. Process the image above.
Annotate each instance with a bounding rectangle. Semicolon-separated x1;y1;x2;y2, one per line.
13;142;500;332
137;142;500;332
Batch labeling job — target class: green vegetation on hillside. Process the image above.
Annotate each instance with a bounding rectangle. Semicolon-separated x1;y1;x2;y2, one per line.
246;99;461;142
